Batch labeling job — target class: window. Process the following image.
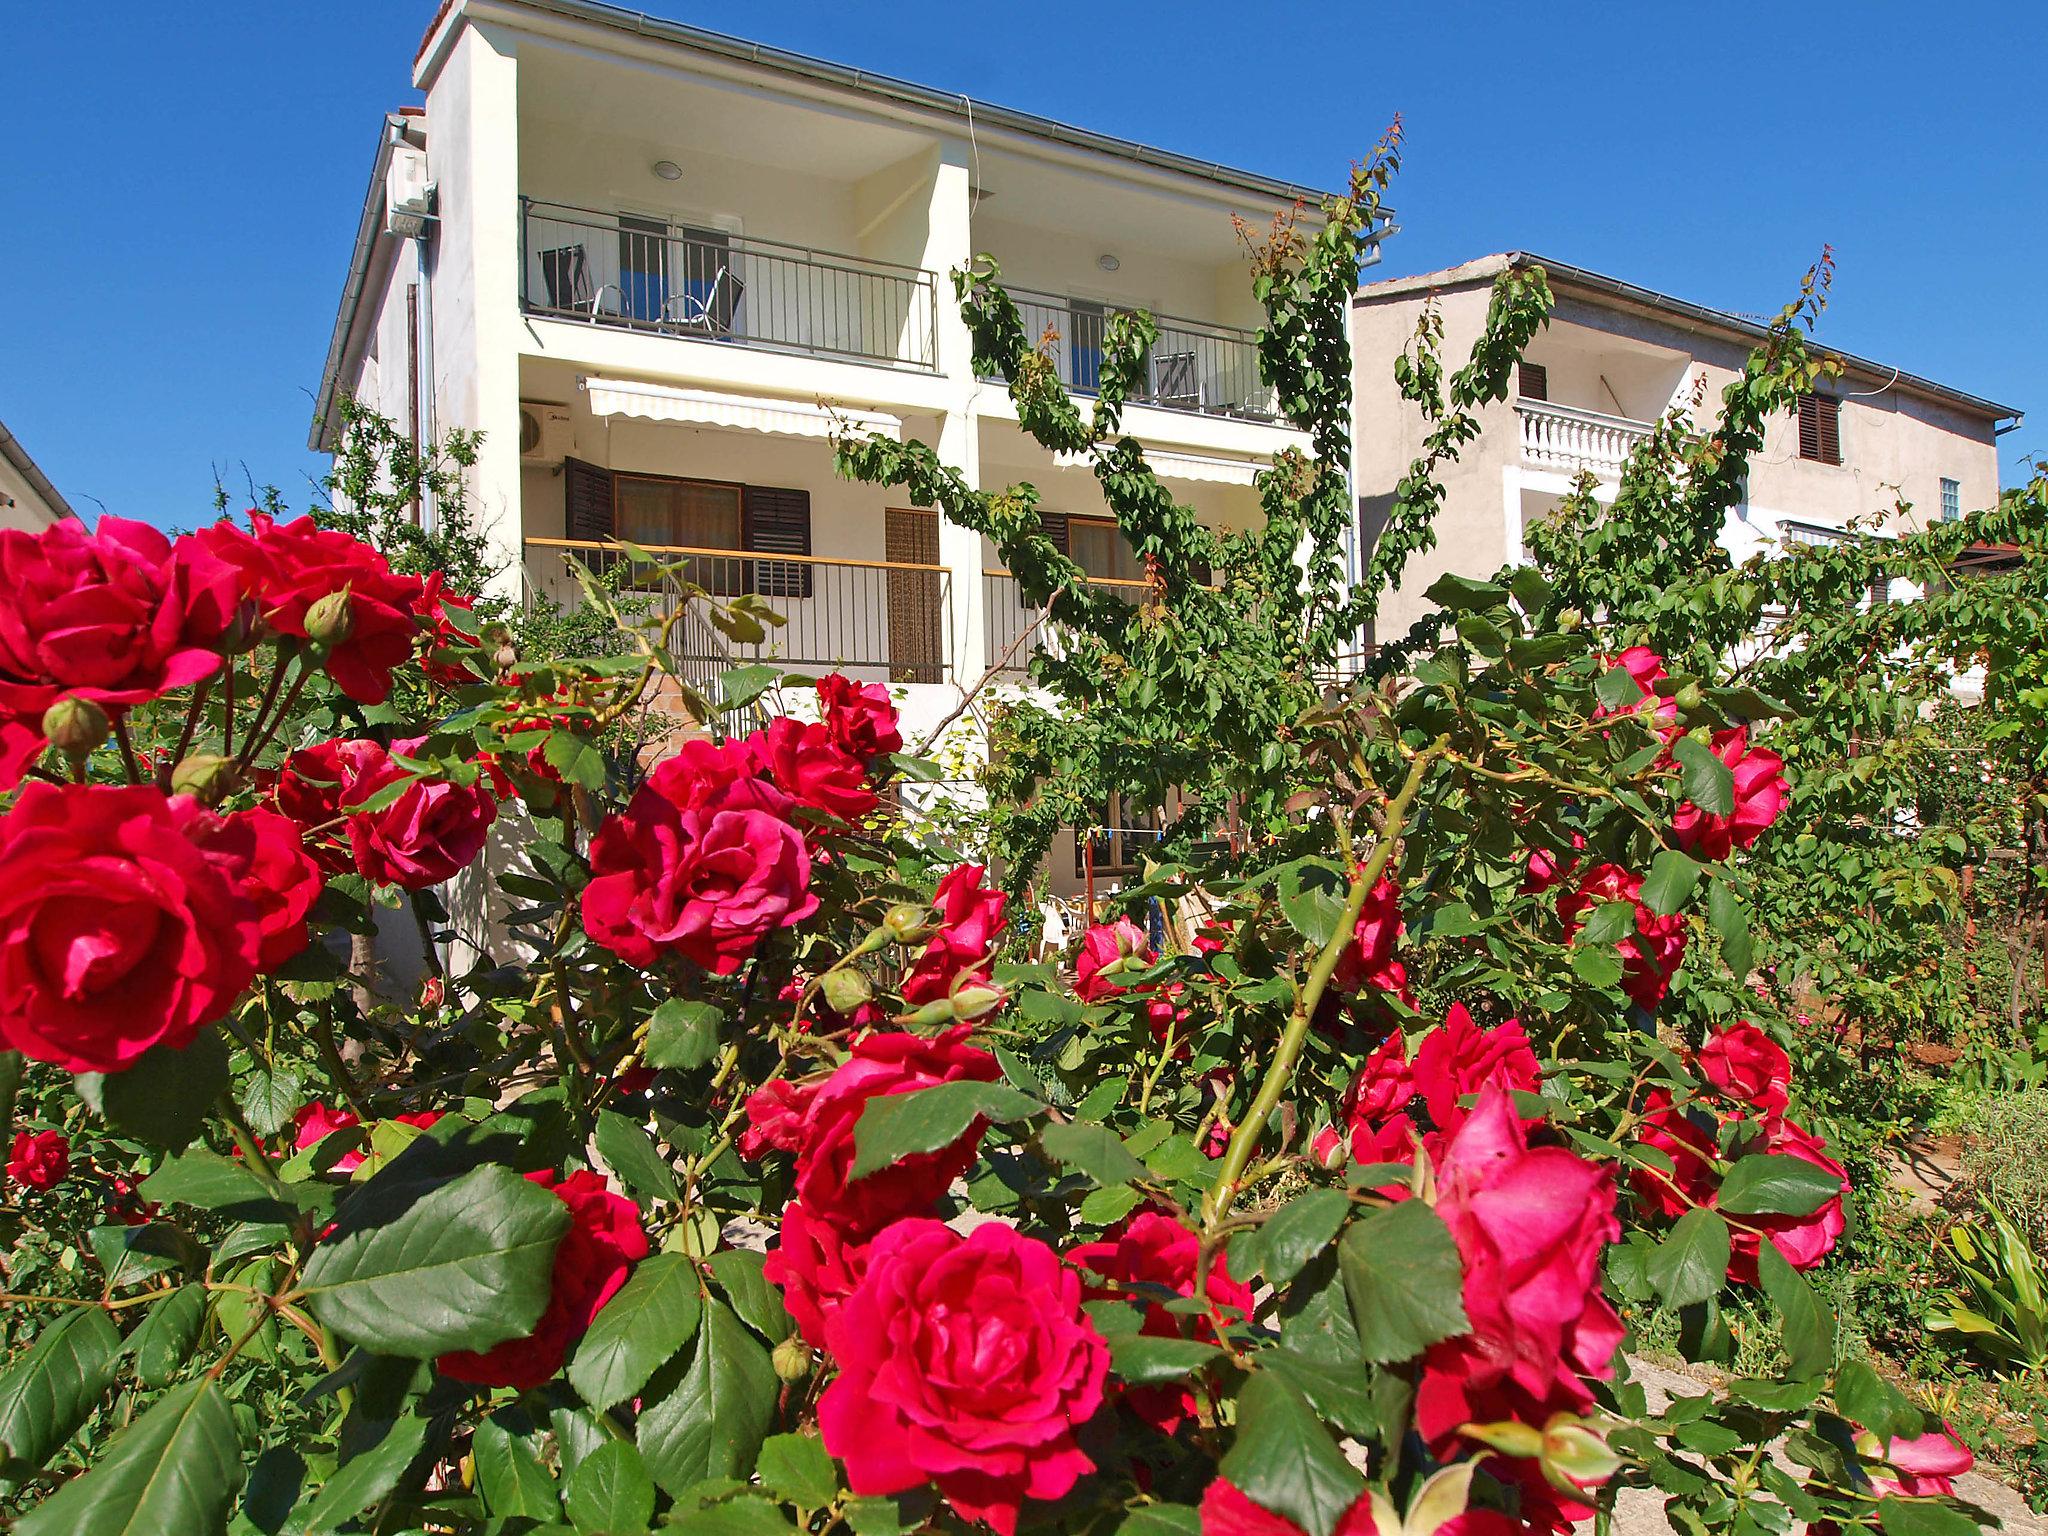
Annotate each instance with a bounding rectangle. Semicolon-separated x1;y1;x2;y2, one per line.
1075;792;1162;877
1068;299;1107;391
1796;393;1841;465
1941;477;1961;522
616;474;744;592
1518;361;1548;402
617;215;669;323
1067;516;1144;585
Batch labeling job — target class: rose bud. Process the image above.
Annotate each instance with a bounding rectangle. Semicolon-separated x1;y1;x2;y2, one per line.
170;753;243;807
1541;1416;1622;1494
772;1335;813;1383
949;983;1007;1022
882;903;933;943
303;588;356;648
42;697;110;759
819;967;874;1015
1674;682;1703;712
1310;1125;1348;1170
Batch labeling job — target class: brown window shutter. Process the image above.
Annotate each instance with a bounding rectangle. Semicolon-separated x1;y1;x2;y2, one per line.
1798;394;1842;464
563;457;615;542
1518;361;1548;401
743;485;813;599
1038;511;1070;556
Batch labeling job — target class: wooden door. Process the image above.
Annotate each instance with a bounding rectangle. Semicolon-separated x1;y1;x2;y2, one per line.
885;509;942;684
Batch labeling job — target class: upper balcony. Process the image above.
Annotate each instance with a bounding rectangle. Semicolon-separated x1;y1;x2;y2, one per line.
996;291;1277;423
520;199;940;372
1516;398;1655;480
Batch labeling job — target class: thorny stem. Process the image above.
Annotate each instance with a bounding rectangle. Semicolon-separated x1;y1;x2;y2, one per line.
215;1094;293;1206
162;679;213;788
110;715;144;785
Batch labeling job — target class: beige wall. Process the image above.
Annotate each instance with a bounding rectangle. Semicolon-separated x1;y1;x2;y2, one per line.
0;454;68;532
977;214;1260;330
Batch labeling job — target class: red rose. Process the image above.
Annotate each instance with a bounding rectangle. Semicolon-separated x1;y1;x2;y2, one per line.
818;1218;1110;1536
1067;1209;1251;1432
1416;1084;1624;1457
7;1129;69;1189
816;673;902;763
1868;1426;1973;1499
750;716;878;824
1075;918;1152;1001
1671;728;1787;861
438;1169;647;1389
1412;1004;1541;1136
106;1173;160;1227
294;1102;366;1173
0;784;261;1073
763;1198;870;1347
414;572;484;685
195;806;325;971
1696;1021;1790;1121
738;1078;814;1162
582;753;816;974
1200;1479;1382;1536
900;863;1009;1006
185;513;426;704
1331;875;1410;999
774;1026;1000;1238
347;736;499;890
1330;1029;1420;1164
1558;863;1687;1009
0;517;228;787
1594;646;1680;737
273;739;386;873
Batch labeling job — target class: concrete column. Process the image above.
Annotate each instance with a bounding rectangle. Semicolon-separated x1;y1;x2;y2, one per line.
923;141;987;686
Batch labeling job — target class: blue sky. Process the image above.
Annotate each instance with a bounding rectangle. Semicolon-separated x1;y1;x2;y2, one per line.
2;2;2041;527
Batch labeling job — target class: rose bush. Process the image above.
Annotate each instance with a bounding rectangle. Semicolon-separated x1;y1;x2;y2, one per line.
0;147;2032;1536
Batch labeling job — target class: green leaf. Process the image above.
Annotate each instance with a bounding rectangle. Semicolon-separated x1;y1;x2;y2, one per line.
1107;1334;1223;1385
139;1149;293;1222
848;1081;1042;1181
1717;1154;1844;1217
1114;1505;1203;1536
1218;1368;1366;1536
15;1379;242;1536
1422;572;1508;612
1336;1200;1469;1364
1041;1121;1149;1187
565;1439;657;1535
646;1000;723;1071
719;664;782;711
295;1414;429;1536
473;1414;561;1522
1876;1495;1980;1536
1578;900;1638;947
1757;1239;1833;1378
706;1250;794;1345
756;1432;839;1509
299;1162;571;1356
0;1307;121;1490
637;1299;779;1495
1596;663;1649;711
1261;1347;1378;1440
1646;1207;1731;1309
1834;1358;1922;1443
126;1285;207;1390
1640;849;1703;916
1567;945;1625;989
544;729;607;790
1672;734;1735;816
1259;1189;1351;1290
1277;860;1349;950
74;1030;230;1150
596;1109;682;1205
237;1067;302;1138
1706;880;1754;980
570;1253;704;1409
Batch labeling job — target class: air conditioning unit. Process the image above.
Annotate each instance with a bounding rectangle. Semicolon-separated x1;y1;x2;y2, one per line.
385;144;433;238
519;402;573;465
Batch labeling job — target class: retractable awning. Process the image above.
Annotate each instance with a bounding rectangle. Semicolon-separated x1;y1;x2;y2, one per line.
1052;447;1266;486
580;377;903;441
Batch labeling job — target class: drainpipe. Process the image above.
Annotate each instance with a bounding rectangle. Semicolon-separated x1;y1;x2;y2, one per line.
415;221;439;533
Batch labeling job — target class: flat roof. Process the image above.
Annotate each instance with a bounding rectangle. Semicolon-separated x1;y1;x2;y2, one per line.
433;0;1351;209
1358;252;2022;425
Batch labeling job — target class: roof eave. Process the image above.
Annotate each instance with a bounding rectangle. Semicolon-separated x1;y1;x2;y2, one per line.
0;418;78;523
308;115;414;454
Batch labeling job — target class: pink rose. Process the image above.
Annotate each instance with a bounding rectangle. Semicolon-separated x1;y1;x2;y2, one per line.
0;784;261;1073
1558;863;1688;1010
738;1078;814;1162
1331;875;1410;998
1074;918;1152;1001
1594;646;1680;737
582;759;816;975
818;1218;1109;1536
816;673;902;763
346;737;499;890
1412;1004;1541;1136
294;1102;366;1173
900;863;1009;1007
1672;728;1787;861
1869;1426;1973;1499
1416;1084;1624;1457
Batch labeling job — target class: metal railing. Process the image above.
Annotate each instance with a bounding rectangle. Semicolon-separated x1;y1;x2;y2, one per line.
1516;398;1654;479
983;569;1159;675
519;199;940;370
995;291;1279;422
524;538;953;689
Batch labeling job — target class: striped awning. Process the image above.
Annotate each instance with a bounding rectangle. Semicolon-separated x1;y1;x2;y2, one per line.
580;377;902;441
1051;446;1267;486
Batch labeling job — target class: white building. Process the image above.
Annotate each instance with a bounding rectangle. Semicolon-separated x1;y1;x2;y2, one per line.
0;418;77;532
312;0;1386;754
1352;253;2023;642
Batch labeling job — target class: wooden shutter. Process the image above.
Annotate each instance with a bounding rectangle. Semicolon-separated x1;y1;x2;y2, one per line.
1518;361;1548;401
1798;394;1841;464
743;485;812;599
1038;511;1070;556
563;457;614;542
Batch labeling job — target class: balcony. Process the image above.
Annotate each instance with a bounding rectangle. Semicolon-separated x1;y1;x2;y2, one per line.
523;538;953;696
995;292;1278;423
519;199;940;371
1516;399;1654;480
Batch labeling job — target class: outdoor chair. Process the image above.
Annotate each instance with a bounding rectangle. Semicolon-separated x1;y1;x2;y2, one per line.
662;267;745;336
1151;350;1203;410
538;244;621;320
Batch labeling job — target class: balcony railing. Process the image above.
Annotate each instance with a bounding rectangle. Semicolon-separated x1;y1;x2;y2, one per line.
994;291;1278;422
523;538;952;696
984;569;1170;675
1516;399;1654;479
519;199;940;370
